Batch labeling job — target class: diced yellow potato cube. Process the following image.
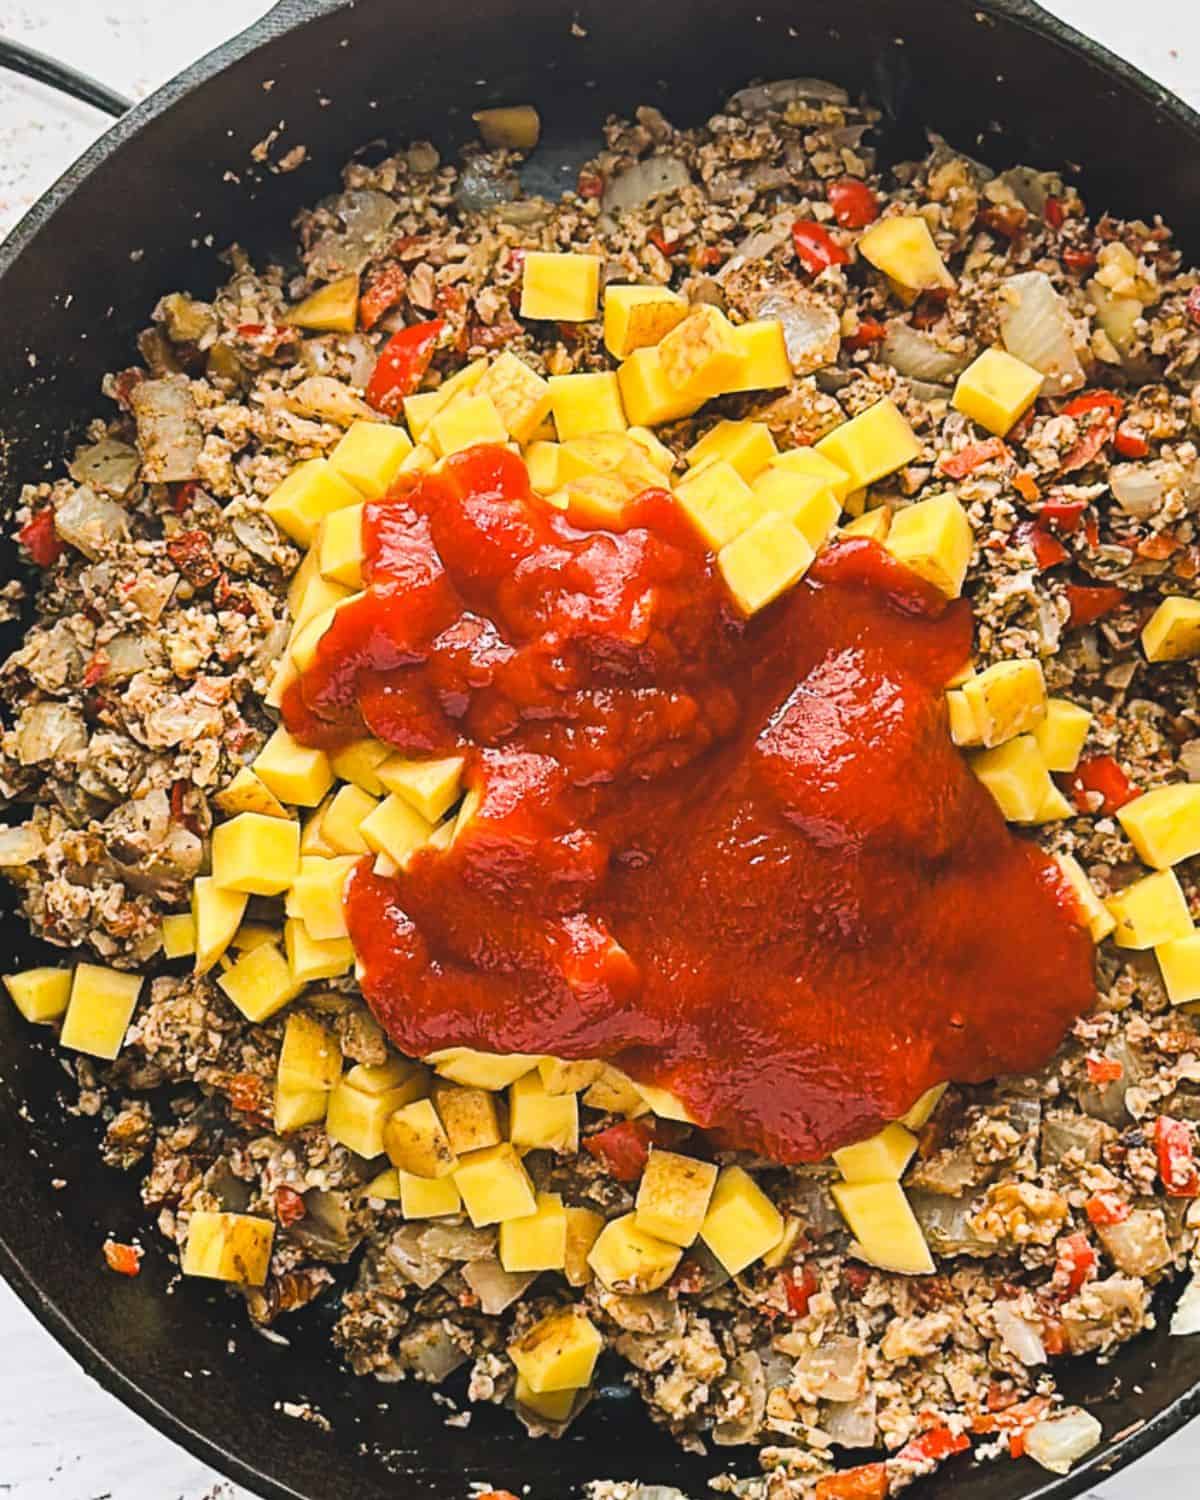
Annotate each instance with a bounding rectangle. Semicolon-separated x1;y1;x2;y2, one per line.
212;811;300;896
182;1211;275;1286
453;1142;537;1226
214;767;288;820
3;966;71;1024
831;1180;934;1274
428;391;508;457
253;725;334;808
1032;781;1074;824
514;1374;576;1423
234;923;281;952
285;918;354;984
329;737;391;796
687;420;778;483
402;392;448;441
750;469;842;550
1033;698;1091;773
316;503;365;589
500;1191;568;1272
699;1165;784;1274
59;963;141;1060
476;352;554;444
288;853;358;941
970;735;1055;823
898;1082;947;1131
1142;596;1200;663
349;1056;429;1097
191;877;248;974
1052;852;1115;943
723;319;792;393
632;1082;696;1122
376;754;464;823
833;1122;917;1183
657;305;741;401
952;347;1044;436
473;103;541;148
383;1097;458;1177
508;1305;603;1393
364;1166;401;1200
329;421;412;499
287;546;352;629
602;284;689;359
770;446;854;502
627;425;676;473
858;215;955;297
961;659;1047;748
161;912;197;959
432;1082;503;1154
326;1065;428;1159
538;1057;603;1094
288;274;359;333
1107;868;1193;950
399;1170;462;1218
278;1010;342;1092
266;458;363;546
520;252;602;322
587;1212;682;1293
583;1064;649;1116
299;798;336;856
673;460;757;551
946;687;983;747
273;1084;329;1133
1153;928;1200;1006
360;792;434;868
816;399;921;490
718;513;816;617
399;441;436;473
617;345;704;428
217;941;303;1023
524;440;563;494
1118;784;1200;870
548;372;627;441
557;433;636;482
264;653;299;712
761;1215;804;1269
320;783;378;855
508;1071;579;1153
885;493;973;597
634;1149;718;1248
564;1206;605;1287
425;784;482;852
561;473;637;530
427;1048;541;1090
841;506;892;542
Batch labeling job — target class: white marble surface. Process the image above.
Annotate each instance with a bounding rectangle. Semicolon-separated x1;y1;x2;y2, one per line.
1;1;1199;1495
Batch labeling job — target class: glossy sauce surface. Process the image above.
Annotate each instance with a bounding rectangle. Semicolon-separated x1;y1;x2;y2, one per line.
284;445;1096;1161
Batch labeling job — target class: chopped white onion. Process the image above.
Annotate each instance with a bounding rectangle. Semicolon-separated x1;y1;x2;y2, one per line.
602;155;690;215
998;271;1085;396
1110;462;1166;519
882;321;971;384
461;1258;535;1314
1170;1273;1200;1335
993;1301;1047;1365
1023;1408;1103;1475
754;291;840;374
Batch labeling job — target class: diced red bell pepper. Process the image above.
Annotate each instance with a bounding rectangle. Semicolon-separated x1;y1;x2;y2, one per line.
1012;471;1041;503
359;263;409;330
576;170;604;199
1065;583;1129;629
365;318;444;417
1015;521;1068;571
977;203;1027;240
1155;1116;1200;1197
1059;391;1124;474
1136;531;1182;560
583;1118;655;1181
844;318;888;351
1063;246;1098;274
940;437;1010;480
973;1394;1052;1444
17;508;63;568
1067;754;1139;814
650;228;683;257
781;1263;819;1317
791;220;851;275
103;1240;142;1277
275;1185;307;1226
897;1426;971;1465
1113;424;1150;460
1044;196;1066;230
1039;497;1088;534
1053;1231;1097;1296
1085;1055;1124;1085
1187;287;1200;328
1084;1192;1131;1227
827;178;880;229
814;1464;889;1500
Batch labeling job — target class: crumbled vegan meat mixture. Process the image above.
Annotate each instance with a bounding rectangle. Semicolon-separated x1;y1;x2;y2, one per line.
3;73;1200;1498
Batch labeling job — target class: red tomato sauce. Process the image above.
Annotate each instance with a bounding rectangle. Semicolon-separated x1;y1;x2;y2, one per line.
283;444;1096;1161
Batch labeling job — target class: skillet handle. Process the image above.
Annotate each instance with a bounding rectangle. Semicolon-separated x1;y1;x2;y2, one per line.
0;36;131;117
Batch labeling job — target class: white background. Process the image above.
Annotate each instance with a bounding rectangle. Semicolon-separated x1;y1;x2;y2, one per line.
0;1;1197;1496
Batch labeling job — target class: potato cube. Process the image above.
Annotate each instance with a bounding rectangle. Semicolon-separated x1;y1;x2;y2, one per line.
182;1211;274;1286
264;653;299;712
831;1180;934;1274
427;1048;540;1090
674;461;758;551
833;1122;917;1183
316;503;365;589
364;1166;401;1201
634;1149;718;1247
218;941;303;1023
287;546;352;629
215;767;288;820
583;1065;649;1116
509;1071;579;1153
1118;784;1200;870
718;513;815;616
538;1057;604;1094
1142;596;1200;663
274;1084;329;1133
161;912;197;959
266;458;362;546
749;470;841;551
514;1374;576;1423
329;421;412;499
627;425;677;474
1032;698;1091;773
961;659;1047;748
476;352;554;444
285;918;354;984
399;1170;462;1218
399;441;436;473
970;735;1054;823
432;1082;503;1154
952;347;1044;436
402;361;484;438
561;474;637;530
841;506;892;543
454;1142;537;1226
548;372;627;441
617;345;704;428
233;922;279;952
376;754;465;823
329;737;391;796
288;273;359;333
524;440;563;494
699;1165;784;1274
658;305;742;401
723;319;792;393
1032;781;1074;824
770;446;854;502
508;1305;603;1393
253;725;334;808
383;1097;458;1178
588;1211;682;1292
563;1206;605;1287
499;1191;568;1272
428;392;508;458
816;399;921;490
1157;931;1200;1005
946;688;983;747
473;103;540;148
3;966;71;1024
761;1215;804;1269
299;799;336;857
898;1082;947;1131
1107;869;1193;949
632;1081;696;1122
278;1010;341;1092
520;252;602;322
191;876;248;974
348;1056;429;1097
320;783;378;855
858;215;955;297
602;284;688;358
360;792;434;868
885;493;973;598
326;1065;428;1159
212;811;300;897
687;420;778;483
1052;852;1115;943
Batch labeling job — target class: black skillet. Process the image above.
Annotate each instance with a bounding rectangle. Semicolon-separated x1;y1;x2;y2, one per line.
0;1;1198;1495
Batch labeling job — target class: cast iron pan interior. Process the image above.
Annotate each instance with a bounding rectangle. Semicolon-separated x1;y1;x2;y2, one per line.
0;0;1198;1495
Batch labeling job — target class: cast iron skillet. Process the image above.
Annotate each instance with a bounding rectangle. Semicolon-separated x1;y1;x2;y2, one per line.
1;1;1198;1495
